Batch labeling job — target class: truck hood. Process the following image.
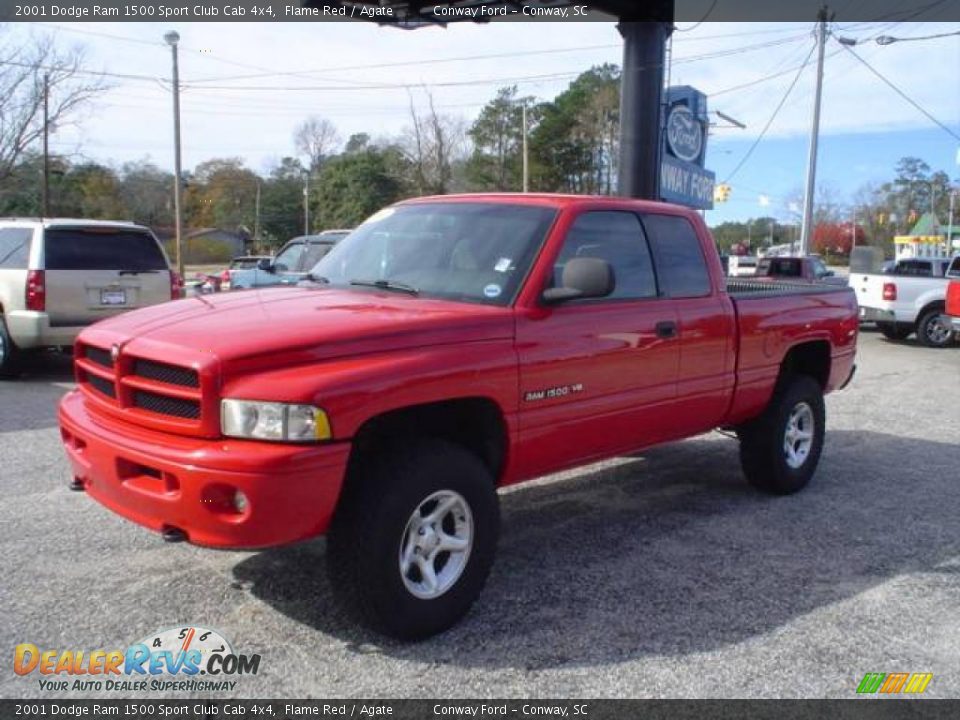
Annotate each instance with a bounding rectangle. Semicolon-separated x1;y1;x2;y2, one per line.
81;286;514;369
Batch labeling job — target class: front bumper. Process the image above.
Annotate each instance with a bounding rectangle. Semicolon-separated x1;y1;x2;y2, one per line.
59;390;350;549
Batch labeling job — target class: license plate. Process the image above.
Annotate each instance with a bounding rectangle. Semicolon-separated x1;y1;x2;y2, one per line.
100;289;127;306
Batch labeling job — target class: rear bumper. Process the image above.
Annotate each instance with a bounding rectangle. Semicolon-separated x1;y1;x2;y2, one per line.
58;390;350;549
858;306;896;324
6;310;84;349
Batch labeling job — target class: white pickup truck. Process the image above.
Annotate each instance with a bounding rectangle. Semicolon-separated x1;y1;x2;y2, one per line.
851;255;960;348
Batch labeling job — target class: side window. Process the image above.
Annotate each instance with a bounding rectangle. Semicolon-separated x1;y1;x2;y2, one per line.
300;242;335;271
0;228;33;269
272;243;303;273
643;214;712;298
553;211;657;300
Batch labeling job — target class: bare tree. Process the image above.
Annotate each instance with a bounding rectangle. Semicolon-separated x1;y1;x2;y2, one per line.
0;29;106;183
293;116;340;172
401;90;466;196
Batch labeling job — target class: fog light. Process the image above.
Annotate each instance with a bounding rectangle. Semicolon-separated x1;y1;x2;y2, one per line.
233;490;249;513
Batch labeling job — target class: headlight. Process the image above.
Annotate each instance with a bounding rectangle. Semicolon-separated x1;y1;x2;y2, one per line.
220;400;332;442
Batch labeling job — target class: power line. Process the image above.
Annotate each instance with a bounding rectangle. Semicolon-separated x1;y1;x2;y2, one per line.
673;0;718;32
186;34;809;90
837;41;960;142
723;41;818;183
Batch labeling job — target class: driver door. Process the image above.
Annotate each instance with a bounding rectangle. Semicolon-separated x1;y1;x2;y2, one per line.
515;210;680;479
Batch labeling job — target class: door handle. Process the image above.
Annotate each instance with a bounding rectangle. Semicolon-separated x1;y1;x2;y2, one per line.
655;320;678;339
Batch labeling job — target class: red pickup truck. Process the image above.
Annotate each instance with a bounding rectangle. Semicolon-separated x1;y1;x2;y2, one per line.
59;194;858;638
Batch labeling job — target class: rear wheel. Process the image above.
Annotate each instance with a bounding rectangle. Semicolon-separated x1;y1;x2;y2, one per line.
327;438;500;640
876;321;912;341
916;308;954;348
0;317;22;379
738;375;825;495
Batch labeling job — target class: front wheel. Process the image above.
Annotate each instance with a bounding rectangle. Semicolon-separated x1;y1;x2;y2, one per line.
916;309;954;348
327;439;500;640
738;375;826;495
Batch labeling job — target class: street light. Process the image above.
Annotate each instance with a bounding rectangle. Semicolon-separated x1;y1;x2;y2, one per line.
165;30;184;281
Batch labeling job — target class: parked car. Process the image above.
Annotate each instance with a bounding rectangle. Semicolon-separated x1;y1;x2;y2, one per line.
60;194;857;639
219;255;272;291
727;254;758;277
229;231;351;290
850;255;960;347
0;218;179;378
754;255;846;285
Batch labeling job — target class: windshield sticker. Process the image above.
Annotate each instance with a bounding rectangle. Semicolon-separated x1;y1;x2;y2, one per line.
494;258;512;273
483;284;502;299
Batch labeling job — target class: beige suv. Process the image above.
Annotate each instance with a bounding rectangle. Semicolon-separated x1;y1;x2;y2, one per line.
0;218;178;378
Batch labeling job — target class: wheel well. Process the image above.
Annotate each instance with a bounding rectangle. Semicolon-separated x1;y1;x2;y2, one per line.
780;341;830;389
348;398;508;483
916;301;945;324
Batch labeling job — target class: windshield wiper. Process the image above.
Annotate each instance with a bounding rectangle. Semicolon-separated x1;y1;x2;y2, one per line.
306;272;330;284
349;278;419;296
118;269;160;275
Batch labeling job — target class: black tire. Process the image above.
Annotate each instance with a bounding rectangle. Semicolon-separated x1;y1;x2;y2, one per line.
738;375;826;495
327;438;500;640
876;321;912;341
0;317;23;379
915;308;954;348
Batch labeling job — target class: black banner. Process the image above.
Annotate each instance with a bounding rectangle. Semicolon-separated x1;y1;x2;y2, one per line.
3;0;960;23
2;700;960;720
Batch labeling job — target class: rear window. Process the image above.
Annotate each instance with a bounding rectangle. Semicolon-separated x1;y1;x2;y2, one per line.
0;228;33;269
44;228;167;271
643;214;712;298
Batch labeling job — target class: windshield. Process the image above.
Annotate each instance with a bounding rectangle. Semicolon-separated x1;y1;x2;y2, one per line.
309;202;557;305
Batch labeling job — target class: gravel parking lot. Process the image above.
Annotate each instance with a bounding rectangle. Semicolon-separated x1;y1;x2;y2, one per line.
1;329;958;699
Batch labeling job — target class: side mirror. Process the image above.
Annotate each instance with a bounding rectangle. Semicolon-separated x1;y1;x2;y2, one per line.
257;258;274;273
824;270;835;277
542;257;615;304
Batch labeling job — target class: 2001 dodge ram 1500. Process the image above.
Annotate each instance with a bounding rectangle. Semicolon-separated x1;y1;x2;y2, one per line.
59;194;858;639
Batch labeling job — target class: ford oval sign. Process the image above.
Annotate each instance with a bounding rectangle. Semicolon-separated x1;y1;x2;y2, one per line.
666;105;703;163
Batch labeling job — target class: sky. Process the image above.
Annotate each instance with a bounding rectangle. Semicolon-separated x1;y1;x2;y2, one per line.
6;18;960;224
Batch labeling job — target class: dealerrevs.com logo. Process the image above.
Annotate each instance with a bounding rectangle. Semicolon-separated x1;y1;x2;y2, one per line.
14;626;261;693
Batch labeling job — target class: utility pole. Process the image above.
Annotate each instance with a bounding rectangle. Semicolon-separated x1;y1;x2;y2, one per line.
303;173;310;235
42;73;49;216
948;188;956;254
800;6;829;256
521;103;529;193
254;181;261;247
164;31;184;278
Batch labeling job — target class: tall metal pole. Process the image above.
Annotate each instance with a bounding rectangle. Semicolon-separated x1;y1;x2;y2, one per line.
254;181;261;246
165;31;184;279
521;103;529;193
303;174;310;235
948;188;956;253
800;7;828;256
42;73;49;216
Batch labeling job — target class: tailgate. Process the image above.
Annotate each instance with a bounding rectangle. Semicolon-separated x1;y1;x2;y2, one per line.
43;227;170;327
849;273;888;310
